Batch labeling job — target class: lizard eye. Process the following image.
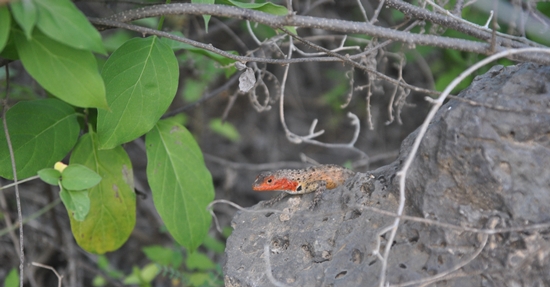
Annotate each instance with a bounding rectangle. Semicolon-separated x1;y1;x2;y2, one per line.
296;185;302;192
267;178;272;183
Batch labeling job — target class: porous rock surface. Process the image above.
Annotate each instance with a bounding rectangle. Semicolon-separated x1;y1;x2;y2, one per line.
224;63;550;286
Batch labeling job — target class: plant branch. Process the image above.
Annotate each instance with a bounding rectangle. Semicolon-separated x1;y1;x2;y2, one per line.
383;0;542;48
279;27;438;96
88;17;441;97
93;3;550;64
88;17;371;65
31;262;63;287
2;65;24;287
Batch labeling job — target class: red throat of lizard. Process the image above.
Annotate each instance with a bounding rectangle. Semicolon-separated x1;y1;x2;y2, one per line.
252;177;299;192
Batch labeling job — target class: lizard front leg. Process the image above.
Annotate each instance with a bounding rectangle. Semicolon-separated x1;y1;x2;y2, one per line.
305;180;327;210
262;191;289;207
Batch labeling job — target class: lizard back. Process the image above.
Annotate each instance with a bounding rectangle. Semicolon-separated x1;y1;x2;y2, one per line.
252;164;355;193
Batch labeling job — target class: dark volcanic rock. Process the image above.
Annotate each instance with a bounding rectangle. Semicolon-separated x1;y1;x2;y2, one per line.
224;63;550;287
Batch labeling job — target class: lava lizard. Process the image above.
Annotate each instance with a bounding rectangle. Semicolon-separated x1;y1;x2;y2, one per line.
252;164;355;208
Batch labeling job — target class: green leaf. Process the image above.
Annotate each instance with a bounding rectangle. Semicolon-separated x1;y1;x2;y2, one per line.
102;30;133;53
186;252;215;271
92;275;106;287
435;66;472;93
60;187;91;221
13;29;108;109
96;255;109;270
140;263;160;283
222;226;233;238
122;267;142;285
193;0;214;32
0;99;79;180
143;245;184;268
61;164;102;190
202;236;225;254
161;32;237;78
0;7;10;52
216;0;296;34
98;36;179;149
133;18;158;29
146;117;214;251
69;132;136;254
33;0;106;54
187;272;210;286
161;32;237;67
96;255;124;279
4;268;19;287
177;52;231;101
183;79;207;102
217;0;288;15
209;119;240;142
321;81;348;111
38;168;61;185
0;33;18;60
10;0;37;40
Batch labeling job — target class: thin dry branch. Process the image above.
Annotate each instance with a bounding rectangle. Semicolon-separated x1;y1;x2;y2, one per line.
0;198;62;238
162;73;240;118
87;17;439;97
384;0;541;47
279;27;438;96
358;204;550;235
31;262;63;287
93;3;550;64
390;217;498;287
264;244;291;287
2;65;24;287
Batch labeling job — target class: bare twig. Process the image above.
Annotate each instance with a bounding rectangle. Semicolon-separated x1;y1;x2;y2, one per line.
88;18;442;96
2;64;24;287
357;204;550;235
279;26;440;96
442;94;550;114
246;20;263;46
393;217;499;287
370;0;386;24
356;0;369;22
0;186;21;257
384;0;543;48
0;198;62;237
91;4;550;64
32;262;63;287
221;91;239;122
340;67;355;109
0;176;40;191
247;68;275;112
277;51;366;155
204;154;308;170
293;35;361;57
263;244;291;287
162;73;239;118
384;54;406;125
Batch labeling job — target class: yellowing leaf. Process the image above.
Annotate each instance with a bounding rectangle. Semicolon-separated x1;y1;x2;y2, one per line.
69;133;136;254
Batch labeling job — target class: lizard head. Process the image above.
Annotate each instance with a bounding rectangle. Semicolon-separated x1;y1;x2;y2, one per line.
252;172;299;192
